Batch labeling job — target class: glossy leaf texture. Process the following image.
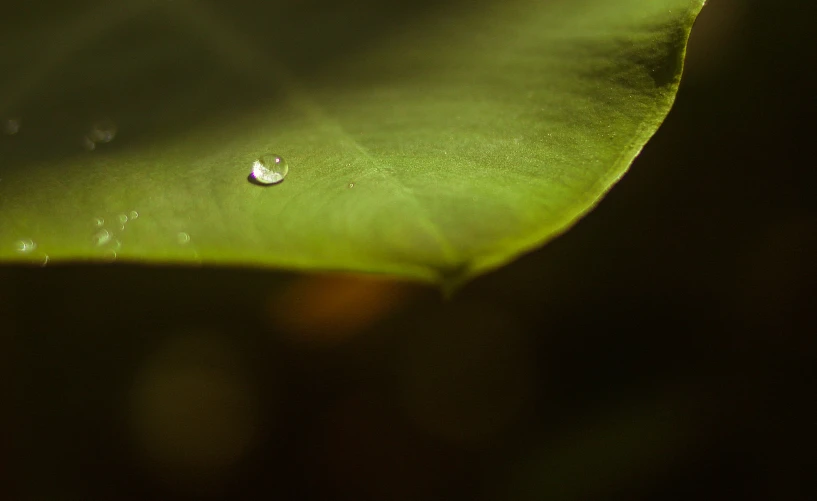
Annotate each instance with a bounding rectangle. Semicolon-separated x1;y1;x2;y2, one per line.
0;0;706;286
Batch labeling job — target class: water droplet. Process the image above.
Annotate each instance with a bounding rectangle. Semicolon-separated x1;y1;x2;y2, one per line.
93;229;111;246
14;239;36;253
81;135;96;151
118;213;128;225
348;182;355;188
94;217;105;226
250;154;288;185
177;232;190;244
129;210;139;220
88;119;117;143
2;118;20;135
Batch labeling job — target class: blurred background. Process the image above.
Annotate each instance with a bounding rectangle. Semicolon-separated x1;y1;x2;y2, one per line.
1;0;815;499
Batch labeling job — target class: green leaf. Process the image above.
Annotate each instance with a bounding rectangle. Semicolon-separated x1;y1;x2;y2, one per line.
0;0;705;287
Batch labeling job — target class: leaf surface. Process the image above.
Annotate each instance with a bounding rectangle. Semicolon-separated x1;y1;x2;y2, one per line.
0;0;706;286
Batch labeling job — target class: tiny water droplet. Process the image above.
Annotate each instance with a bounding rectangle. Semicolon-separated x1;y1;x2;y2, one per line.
81;135;96;151
348;182;355;188
250;154;288;185
93;229;111;246
14;239;36;253
129;210;139;220
118;213;128;225
2;118;20;135
94;217;105;226
177;232;190;244
88;119;117;143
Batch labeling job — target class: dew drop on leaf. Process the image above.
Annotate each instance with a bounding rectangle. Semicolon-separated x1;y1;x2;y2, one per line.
14;239;36;253
2;118;20;135
88;119;117;143
250;154;288;185
81;136;96;151
93;229;111;246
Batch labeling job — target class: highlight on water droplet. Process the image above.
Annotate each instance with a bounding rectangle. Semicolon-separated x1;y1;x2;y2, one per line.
2;117;20;135
129;210;139;220
88;118;117;143
94;216;105;227
118;213;129;228
14;239;37;253
249;154;288;185
177;232;190;245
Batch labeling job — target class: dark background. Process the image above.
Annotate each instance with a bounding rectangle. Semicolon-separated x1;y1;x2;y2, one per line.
1;0;815;499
